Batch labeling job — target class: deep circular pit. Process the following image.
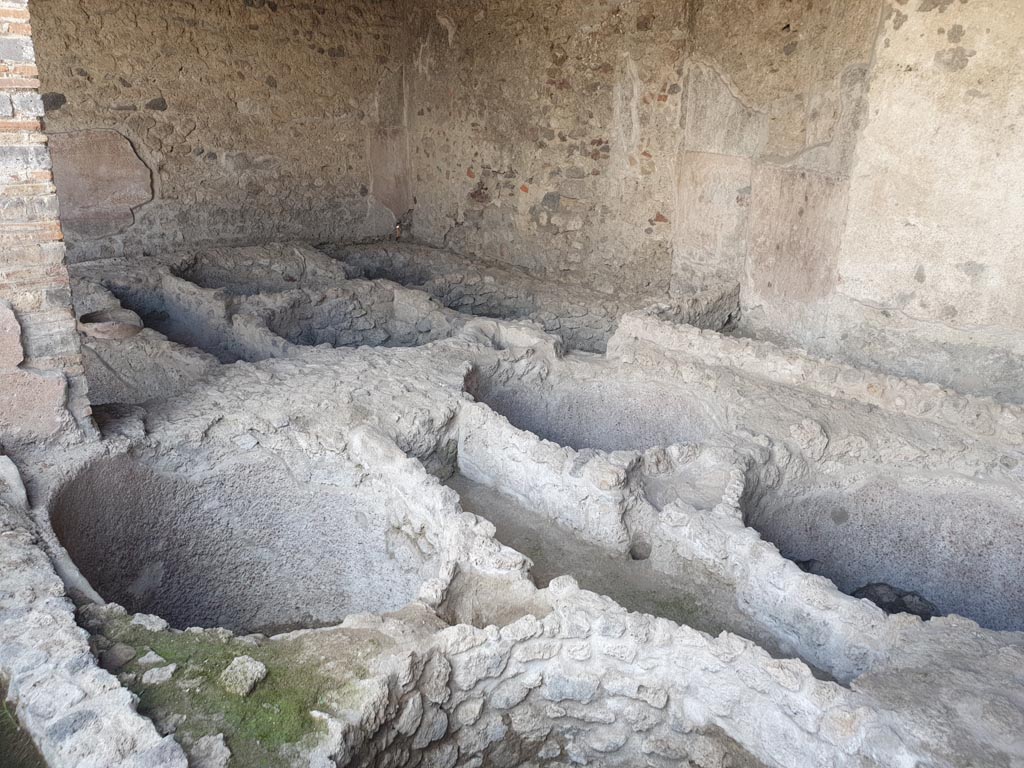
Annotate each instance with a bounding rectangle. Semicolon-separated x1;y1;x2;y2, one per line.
51;453;431;633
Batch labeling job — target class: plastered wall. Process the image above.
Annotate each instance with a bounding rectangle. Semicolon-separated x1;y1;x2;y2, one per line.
794;0;1024;400
403;0;881;298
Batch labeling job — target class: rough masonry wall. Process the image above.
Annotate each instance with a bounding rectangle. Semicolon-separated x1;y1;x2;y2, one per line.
31;0;412;262
25;0;1024;398
406;0;1024;399
403;0;881;298
0;0;90;450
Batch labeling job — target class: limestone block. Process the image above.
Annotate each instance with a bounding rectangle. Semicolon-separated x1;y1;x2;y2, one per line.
747;164;848;307
412;705;449;749
0;303;24;368
49;130;152;239
191;734;231;768
539;668;600;704
141;664;177;685
219;655;267;696
396;691;424;735
672;152;751;288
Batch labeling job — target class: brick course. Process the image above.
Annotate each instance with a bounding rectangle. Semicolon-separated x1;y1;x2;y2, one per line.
0;0;92;449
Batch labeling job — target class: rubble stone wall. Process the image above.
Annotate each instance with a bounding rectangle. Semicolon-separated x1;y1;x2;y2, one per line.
30;0;413;262
403;0;880;299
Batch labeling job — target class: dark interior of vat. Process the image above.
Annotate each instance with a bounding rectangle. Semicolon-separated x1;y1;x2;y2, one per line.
102;282;260;364
50;453;429;633
171;254;338;296
744;472;1024;631
467;367;720;452
263;290;452;349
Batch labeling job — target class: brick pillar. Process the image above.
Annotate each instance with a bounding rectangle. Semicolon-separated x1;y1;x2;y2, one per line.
1;0;93;450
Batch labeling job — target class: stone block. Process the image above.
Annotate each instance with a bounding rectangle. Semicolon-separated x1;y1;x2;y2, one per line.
0;302;23;368
683;62;768;157
191;734;231;768
747;163;848;306
219;655;266;696
48;129;152;238
539;668;600;704
141;664;176;685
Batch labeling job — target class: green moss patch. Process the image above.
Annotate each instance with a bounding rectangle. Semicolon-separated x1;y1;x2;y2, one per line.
0;682;47;768
95;617;389;768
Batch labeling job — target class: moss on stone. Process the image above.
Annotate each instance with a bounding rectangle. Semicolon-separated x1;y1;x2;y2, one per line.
97;617;385;768
0;682;47;768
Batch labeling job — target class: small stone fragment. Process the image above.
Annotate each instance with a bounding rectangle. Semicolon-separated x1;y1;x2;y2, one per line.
137;650;166;667
191;733;231;768
220;655;267;696
99;643;136;672
131;613;169;632
141;664;177;685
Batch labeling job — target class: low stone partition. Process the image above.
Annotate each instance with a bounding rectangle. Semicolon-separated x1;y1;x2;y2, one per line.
456;400;634;550
334;242;741;353
0;456;186;767
609;308;1024;450
347;575;1024;768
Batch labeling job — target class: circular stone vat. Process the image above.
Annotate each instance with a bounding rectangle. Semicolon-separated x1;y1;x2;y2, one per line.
51;453;432;633
264;288;454;349
467;366;719;452
745;473;1024;631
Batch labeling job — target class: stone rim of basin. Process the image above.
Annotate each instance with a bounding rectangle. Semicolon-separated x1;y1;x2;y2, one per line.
77;307;144;339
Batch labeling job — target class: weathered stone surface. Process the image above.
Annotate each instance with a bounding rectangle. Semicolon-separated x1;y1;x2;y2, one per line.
396;691;424;735
137;650;166;667
7;243;1024;768
219;655;266;696
191;734;231;768
367;126;414;221
540;669;600;704
6;1;1024;766
48;130;152;239
0;4;90;448
0;498;189;766
33;0;410;260
0;302;24;368
682;62;767;157
747;164;848;306
672;152;751;287
0;368;69;441
141;663;177;685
